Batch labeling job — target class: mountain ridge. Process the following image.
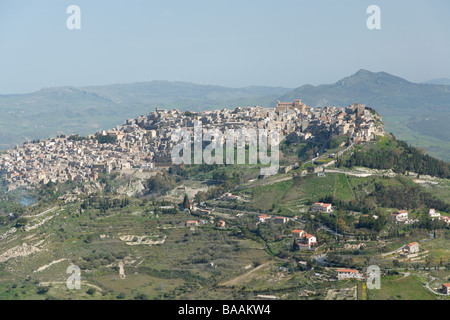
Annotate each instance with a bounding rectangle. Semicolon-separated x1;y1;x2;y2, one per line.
424;77;450;85
0;70;449;161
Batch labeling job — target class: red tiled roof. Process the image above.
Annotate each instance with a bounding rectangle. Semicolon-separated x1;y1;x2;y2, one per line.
337;269;358;273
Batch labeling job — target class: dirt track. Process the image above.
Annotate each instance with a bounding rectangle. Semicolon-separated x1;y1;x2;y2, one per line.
219;263;269;287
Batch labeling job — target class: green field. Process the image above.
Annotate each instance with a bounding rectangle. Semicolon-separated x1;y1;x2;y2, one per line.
367;274;438;300
235;173;358;215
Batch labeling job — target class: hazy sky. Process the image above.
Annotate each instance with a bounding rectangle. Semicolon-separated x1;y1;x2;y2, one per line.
1;0;449;94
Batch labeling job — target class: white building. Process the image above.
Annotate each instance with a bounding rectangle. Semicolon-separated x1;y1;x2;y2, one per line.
429;208;441;219
391;210;408;222
312;202;333;213
337;269;362;280
405;242;419;254
303;234;317;246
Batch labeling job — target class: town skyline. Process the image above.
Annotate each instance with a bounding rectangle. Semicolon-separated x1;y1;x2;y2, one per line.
0;100;385;190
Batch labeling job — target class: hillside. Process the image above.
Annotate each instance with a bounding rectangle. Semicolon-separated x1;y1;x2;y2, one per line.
336;135;450;179
279;70;450;161
0;149;449;300
0;106;449;300
425;78;450;85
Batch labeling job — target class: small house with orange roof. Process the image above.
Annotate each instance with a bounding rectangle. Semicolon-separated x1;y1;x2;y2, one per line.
405;241;419;254
337;268;361;280
292;229;305;239
442;283;450;295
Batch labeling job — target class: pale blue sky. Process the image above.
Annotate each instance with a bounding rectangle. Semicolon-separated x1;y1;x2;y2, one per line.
1;0;449;94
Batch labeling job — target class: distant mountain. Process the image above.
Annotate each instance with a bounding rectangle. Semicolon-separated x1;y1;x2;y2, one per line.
424;78;450;85
278;69;450;161
0;81;292;150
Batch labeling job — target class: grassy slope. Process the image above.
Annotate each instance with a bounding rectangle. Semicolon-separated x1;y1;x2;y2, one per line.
0;199;271;300
367;274;437;300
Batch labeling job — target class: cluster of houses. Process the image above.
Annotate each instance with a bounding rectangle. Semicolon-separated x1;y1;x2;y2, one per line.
184;219;226;229
292;229;317;248
0;128;154;190
428;208;450;225
0;100;385;191
390;210;418;225
276;101;385;143
390;209;450;225
256;214;290;225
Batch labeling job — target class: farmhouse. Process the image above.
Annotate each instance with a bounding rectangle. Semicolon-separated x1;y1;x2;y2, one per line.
292;230;317;247
391;210;408;223
312;203;333;213
443;283;450;295
439;216;450;225
292;229;305;239
303;234;317;246
274;217;288;224
257;215;270;223
429;208;441;219
222;193;240;201
405;242;419;254
217;220;226;228
186;220;199;227
337;269;362;280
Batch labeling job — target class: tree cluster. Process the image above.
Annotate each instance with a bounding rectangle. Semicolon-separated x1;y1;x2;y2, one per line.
341;136;450;178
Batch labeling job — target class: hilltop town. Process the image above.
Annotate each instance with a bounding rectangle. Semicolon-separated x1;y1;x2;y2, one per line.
0;98;449;301
0;100;385;191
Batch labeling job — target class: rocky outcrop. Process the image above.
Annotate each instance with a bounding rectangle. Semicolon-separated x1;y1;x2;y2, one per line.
0;243;41;263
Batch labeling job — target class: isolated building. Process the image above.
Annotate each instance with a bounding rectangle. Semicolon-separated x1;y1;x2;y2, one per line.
404;242;419;254
274;217;288;224
391;210;408;223
443;283;450;295
217;220;226;228
257;215;270;223
337;269;361;280
186;220;199;227
312;203;333;213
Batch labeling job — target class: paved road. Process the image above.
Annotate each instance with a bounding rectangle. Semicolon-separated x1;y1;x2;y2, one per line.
320;225;343;238
216;207;296;222
234;175;295;191
425;277;447;296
